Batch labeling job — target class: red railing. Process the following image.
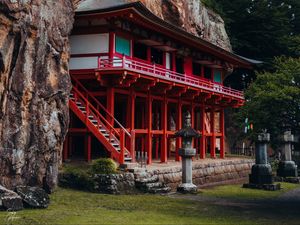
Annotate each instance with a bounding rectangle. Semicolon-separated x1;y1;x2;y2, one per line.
98;56;244;100
71;78;134;163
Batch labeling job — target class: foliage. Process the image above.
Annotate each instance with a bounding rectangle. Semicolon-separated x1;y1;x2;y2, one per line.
90;158;117;174
238;57;300;149
206;0;300;61
1;185;300;225
59;165;94;191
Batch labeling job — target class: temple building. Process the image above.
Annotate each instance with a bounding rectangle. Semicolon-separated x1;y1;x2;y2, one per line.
63;1;254;164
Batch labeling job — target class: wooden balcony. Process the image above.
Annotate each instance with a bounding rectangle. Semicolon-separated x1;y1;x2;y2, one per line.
97;56;244;100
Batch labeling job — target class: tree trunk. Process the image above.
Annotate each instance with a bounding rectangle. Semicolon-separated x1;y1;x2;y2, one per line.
0;0;78;192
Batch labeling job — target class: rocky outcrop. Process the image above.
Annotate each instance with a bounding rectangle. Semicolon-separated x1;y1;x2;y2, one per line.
0;1;77;192
0;185;23;211
15;186;50;208
128;0;231;51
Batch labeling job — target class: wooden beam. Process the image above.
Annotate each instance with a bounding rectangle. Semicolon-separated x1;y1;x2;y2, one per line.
210;108;216;158
107;87;115;125
220;109;225;159
176;99;182;161
200;106;206;159
147;92;153;164
161;95;168;163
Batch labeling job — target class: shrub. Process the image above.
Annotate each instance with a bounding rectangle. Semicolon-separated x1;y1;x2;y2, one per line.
59;165;94;191
90;158;117;174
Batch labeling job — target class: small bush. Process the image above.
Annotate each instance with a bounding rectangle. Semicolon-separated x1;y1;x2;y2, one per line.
59;165;94;191
90;158;117;174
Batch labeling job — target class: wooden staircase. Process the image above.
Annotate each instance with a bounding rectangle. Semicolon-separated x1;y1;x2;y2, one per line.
69;78;134;164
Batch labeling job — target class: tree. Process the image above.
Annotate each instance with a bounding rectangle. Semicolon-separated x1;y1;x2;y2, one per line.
209;0;300;61
238;57;300;149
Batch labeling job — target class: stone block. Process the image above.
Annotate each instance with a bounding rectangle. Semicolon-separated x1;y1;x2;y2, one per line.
15;186;49;209
0;185;23;211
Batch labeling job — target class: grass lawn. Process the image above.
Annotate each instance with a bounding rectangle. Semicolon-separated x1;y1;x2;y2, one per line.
200;182;299;200
0;183;299;225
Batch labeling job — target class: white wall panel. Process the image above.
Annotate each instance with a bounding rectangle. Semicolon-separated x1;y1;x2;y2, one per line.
69;57;98;70
70;33;109;54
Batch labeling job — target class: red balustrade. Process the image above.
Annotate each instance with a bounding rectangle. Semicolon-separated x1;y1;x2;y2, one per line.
98;56;244;100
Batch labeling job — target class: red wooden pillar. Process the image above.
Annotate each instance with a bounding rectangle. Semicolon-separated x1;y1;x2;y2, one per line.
109;32;115;59
210;108;216;158
63;135;69;161
172;52;176;72
130;130;136;162
147;93;153;164
191;103;195;148
220;109;225;159
130;90;136;160
106;87;115;125
176;100;182;161
85;134;92;162
119;129;125;164
200;107;206;159
161;96;168;163
147;46;151;62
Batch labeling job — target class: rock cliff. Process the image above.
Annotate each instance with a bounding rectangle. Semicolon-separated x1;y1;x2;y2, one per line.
0;0;77;192
129;0;231;51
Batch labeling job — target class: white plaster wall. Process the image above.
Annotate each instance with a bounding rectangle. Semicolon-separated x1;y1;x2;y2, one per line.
69;57;98;69
70;33;109;54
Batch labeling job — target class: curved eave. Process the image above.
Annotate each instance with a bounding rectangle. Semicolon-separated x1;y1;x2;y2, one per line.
76;1;253;69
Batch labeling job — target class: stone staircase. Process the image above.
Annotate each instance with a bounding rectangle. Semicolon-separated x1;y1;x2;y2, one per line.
134;172;171;194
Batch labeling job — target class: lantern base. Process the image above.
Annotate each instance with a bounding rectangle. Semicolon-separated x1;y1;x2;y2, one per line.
177;183;197;194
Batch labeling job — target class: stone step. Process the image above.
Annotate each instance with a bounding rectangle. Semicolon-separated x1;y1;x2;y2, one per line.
148;186;172;194
145;182;164;190
135;175;159;184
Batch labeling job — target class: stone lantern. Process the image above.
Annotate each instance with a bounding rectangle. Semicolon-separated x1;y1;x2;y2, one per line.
277;131;298;178
243;131;280;190
175;111;200;193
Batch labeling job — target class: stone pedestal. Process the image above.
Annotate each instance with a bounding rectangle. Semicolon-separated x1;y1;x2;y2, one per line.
277;131;298;178
175;111;199;194
177;148;197;193
244;132;280;191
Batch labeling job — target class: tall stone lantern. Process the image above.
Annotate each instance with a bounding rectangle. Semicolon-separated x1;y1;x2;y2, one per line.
243;131;280;190
175;111;200;193
277;131;298;178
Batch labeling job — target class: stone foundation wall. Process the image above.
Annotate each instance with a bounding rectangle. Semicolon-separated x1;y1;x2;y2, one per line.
93;173;136;194
144;159;254;190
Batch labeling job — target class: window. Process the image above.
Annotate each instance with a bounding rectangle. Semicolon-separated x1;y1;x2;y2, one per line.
133;42;148;60
214;70;222;83
151;48;163;65
192;62;201;76
115;36;130;56
204;67;212;80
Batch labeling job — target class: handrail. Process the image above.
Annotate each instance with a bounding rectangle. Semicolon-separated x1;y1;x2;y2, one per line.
71;86;121;139
71;77;131;137
98;56;244;99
